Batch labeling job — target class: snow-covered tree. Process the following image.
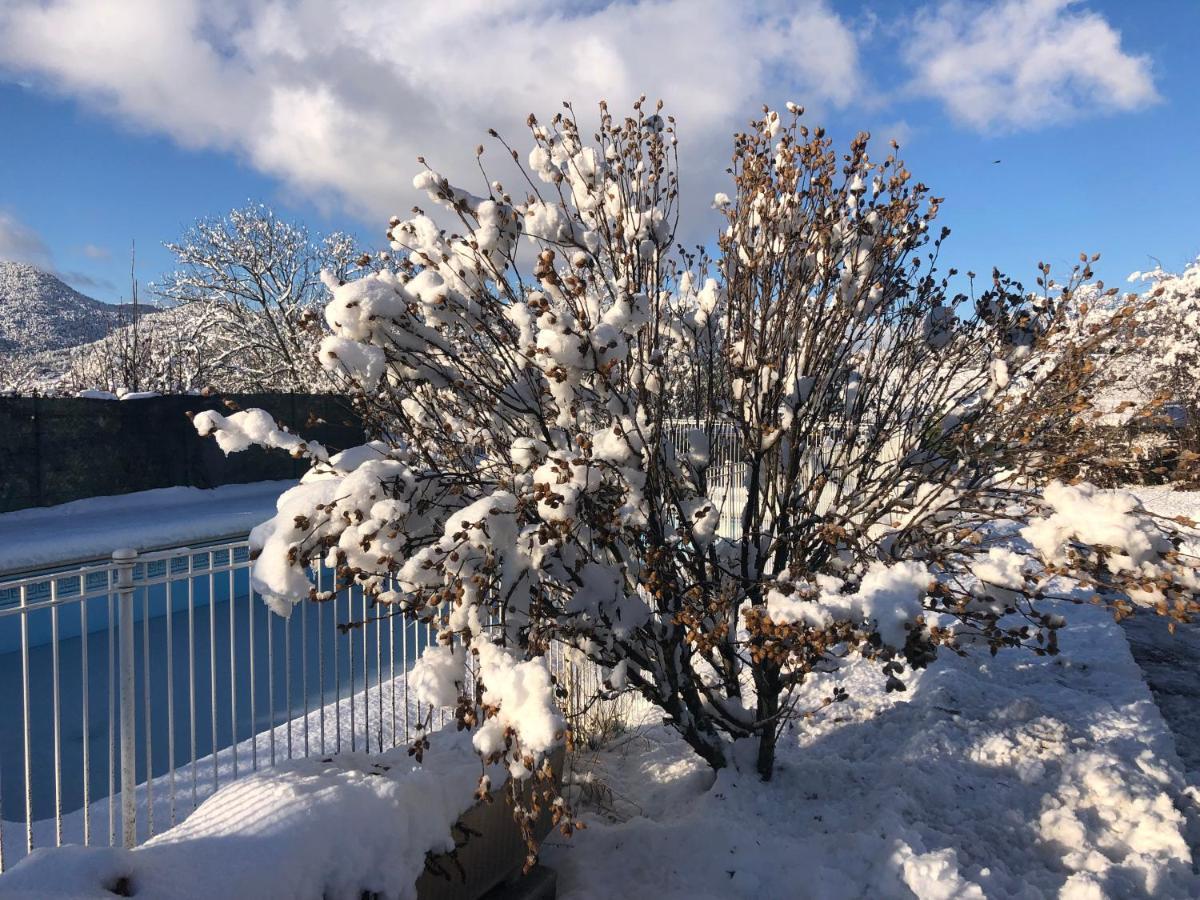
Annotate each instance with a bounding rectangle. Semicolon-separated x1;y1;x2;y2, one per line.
1128;259;1200;467
1064;257;1200;484
0;349;46;395
194;102;1200;849
57;301;219;396
158;204;359;392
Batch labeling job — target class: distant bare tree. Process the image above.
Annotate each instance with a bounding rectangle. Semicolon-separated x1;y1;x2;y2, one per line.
109;242;150;392
157;204;358;391
0;351;45;395
58;301;217;396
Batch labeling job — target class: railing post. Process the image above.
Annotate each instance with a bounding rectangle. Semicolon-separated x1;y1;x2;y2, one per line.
114;548;138;848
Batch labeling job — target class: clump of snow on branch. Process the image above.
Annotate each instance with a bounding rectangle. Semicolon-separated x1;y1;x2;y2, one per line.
193;408;329;460
410;644;466;709
766;561;932;651
472;639;565;771
1024;481;1172;573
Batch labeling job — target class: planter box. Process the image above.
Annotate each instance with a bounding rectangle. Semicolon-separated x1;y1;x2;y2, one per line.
413;747;564;900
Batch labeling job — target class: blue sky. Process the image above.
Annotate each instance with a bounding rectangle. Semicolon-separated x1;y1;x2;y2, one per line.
0;0;1197;303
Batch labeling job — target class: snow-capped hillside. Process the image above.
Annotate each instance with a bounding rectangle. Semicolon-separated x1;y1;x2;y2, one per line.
0;261;139;354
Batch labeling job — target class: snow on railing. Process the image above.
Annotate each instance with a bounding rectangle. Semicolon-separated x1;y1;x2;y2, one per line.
0;540;443;871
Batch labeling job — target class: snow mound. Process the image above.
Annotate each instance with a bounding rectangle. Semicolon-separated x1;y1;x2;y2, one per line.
0;732;491;900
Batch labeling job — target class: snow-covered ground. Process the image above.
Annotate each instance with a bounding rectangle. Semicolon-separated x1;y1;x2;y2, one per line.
545;598;1198;898
542;488;1200;900
0;481;292;573
0;730;486;900
3;487;1200;898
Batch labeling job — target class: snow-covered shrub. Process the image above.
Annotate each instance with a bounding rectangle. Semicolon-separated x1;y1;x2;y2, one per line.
1122;258;1200;426
195;102;1199;836
1073;257;1200;484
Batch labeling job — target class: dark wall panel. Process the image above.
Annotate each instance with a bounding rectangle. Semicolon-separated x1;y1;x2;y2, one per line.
0;394;363;512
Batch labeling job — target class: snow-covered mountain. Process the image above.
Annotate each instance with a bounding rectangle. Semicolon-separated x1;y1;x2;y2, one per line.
0;262;140;354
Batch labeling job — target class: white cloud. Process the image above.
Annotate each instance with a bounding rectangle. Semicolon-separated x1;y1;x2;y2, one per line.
58;269;116;294
0;210;115;294
0;210;54;268
906;0;1158;131
81;243;110;260
874;119;914;149
0;0;863;238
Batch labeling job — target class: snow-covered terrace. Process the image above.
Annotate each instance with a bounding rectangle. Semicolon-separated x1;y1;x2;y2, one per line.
0;486;1196;897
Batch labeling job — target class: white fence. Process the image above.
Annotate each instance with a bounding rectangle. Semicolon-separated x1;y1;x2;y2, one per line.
664;420;746;536
0;541;438;871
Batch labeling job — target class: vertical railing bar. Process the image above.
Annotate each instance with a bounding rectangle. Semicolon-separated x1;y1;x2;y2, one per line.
334;579;342;754
267;599;276;768
187;556;197;812
389;604;396;750
426;613;435;730
81;593;91;847
228;568;237;782
51;584;62;846
375;599;383;752
249;579;257;773
362;590;370;755
348;588;355;754
20;583;33;855
285;612;293;761
438;613;446;730
115;549;136;849
166;574;176;828
318;565;326;755
209;568;218;794
142;579;154;839
403;615;410;743
302;596;309;758
415;626;422;744
428;616;441;730
107;579;116;847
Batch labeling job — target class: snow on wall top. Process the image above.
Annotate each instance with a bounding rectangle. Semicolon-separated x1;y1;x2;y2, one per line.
0;480;294;574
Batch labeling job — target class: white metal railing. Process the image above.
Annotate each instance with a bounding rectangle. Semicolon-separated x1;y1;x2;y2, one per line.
0;540;439;870
0;431;748;871
664;419;747;536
